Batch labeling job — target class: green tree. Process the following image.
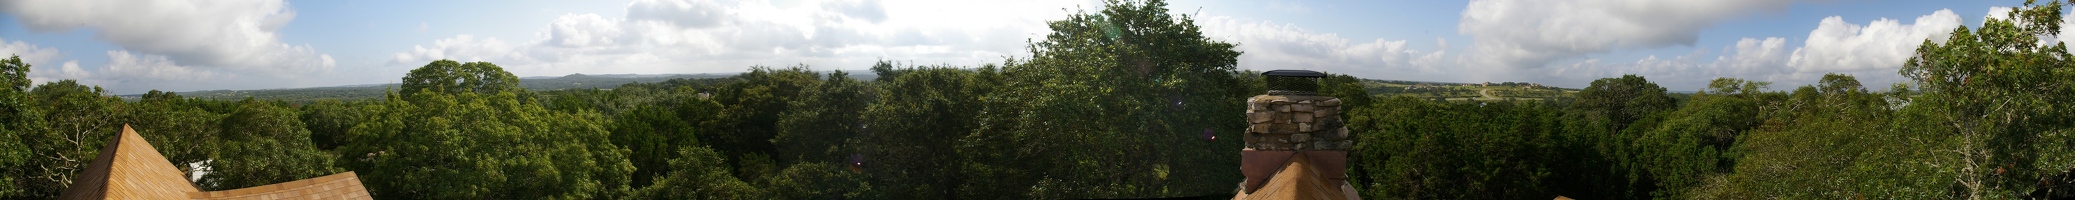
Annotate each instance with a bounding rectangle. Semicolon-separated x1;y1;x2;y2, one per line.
1687;75;1916;199
200;99;340;190
774;70;874;165
1319;73;1373;111
1574;75;1677;132
0;55;40;198
126;90;222;180
16;80;125;199
399;60;523;99
708;66;821;170
298;99;364;150
341;60;633;199
629;146;758;200
852;66;990;199
962;0;1248;198
1896;1;2075;198
1631;78;1766;198
757;162;873;199
611;106;696;188
1346;96;1562;199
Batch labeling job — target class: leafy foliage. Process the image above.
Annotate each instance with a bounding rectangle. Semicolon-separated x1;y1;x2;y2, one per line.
14;1;2075;200
399;60;524;99
126;91;222;183
0;55;39;198
1574;74;1677;132
774;70;873;166
1347;96;1562;199
340;61;633;199
298;100;364;150
201;100;340;190
17;80;124;199
1892;1;2075;198
708;66;821;168
857;66;989;199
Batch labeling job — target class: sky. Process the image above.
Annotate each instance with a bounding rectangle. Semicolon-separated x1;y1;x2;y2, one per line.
0;0;2055;94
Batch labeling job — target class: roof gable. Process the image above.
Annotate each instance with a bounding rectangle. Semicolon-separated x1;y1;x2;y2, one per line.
1238;153;1355;200
58;125;202;200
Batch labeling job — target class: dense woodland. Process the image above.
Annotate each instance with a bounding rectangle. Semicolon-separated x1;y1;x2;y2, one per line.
6;0;2075;199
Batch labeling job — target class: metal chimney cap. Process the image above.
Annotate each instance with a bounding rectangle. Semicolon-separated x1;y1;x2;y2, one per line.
1262;70;1325;78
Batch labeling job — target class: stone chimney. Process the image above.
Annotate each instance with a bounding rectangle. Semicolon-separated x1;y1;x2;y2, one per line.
1240;70;1352;194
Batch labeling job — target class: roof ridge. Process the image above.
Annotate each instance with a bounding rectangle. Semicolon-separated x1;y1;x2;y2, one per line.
57;124;202;200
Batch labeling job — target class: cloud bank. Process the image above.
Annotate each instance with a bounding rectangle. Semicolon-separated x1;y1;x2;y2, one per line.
1197;17;1448;80
393;0;1096;76
1547;9;1963;91
1458;0;1803;69
2;0;334;79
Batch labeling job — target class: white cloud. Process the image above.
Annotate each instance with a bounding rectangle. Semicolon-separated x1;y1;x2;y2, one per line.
823;0;889;23
394;35;529;65
1544;37;1792;90
1721;37;1793;75
627;0;734;28
2063;15;2075;46
1787;9;1960;72
2;35;223;87
1197;17;1448;79
101;51;220;82
419;22;430;33
1549;9;1963;91
394;0;1097;76
1;0;335;76
1458;0;1802;69
0;37;61;67
47;61;90;81
25;51;223;88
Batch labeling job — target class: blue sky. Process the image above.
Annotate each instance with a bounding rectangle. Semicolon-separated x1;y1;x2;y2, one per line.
0;0;2049;94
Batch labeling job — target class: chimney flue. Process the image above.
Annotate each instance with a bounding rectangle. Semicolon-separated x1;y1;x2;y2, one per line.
1239;70;1353;195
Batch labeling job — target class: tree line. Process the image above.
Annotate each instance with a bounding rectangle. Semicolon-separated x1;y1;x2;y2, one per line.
5;0;2075;199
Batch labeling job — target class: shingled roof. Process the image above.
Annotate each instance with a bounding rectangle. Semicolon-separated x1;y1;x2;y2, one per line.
58;125;372;200
1233;152;1360;200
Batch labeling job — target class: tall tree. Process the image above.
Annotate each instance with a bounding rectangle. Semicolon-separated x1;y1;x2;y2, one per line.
341;60;633;199
0;55;40;198
399;60;523;99
126;90;222;181
964;0;1248;198
15;80;125;199
1688;74;1910;199
1573;75;1676;133
298;100;364;150
857;66;987;199
1345;96;1563;199
1630;78;1767;198
708;65;821;171
1898;1;2075;198
611;106;696;188
628;146;758;200
774;70;874;165
201;99;340;190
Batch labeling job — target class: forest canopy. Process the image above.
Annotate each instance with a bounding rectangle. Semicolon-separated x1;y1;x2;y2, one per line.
5;0;2075;199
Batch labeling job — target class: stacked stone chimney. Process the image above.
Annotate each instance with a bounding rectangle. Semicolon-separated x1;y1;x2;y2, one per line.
1244;95;1351;150
1238;70;1352;195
